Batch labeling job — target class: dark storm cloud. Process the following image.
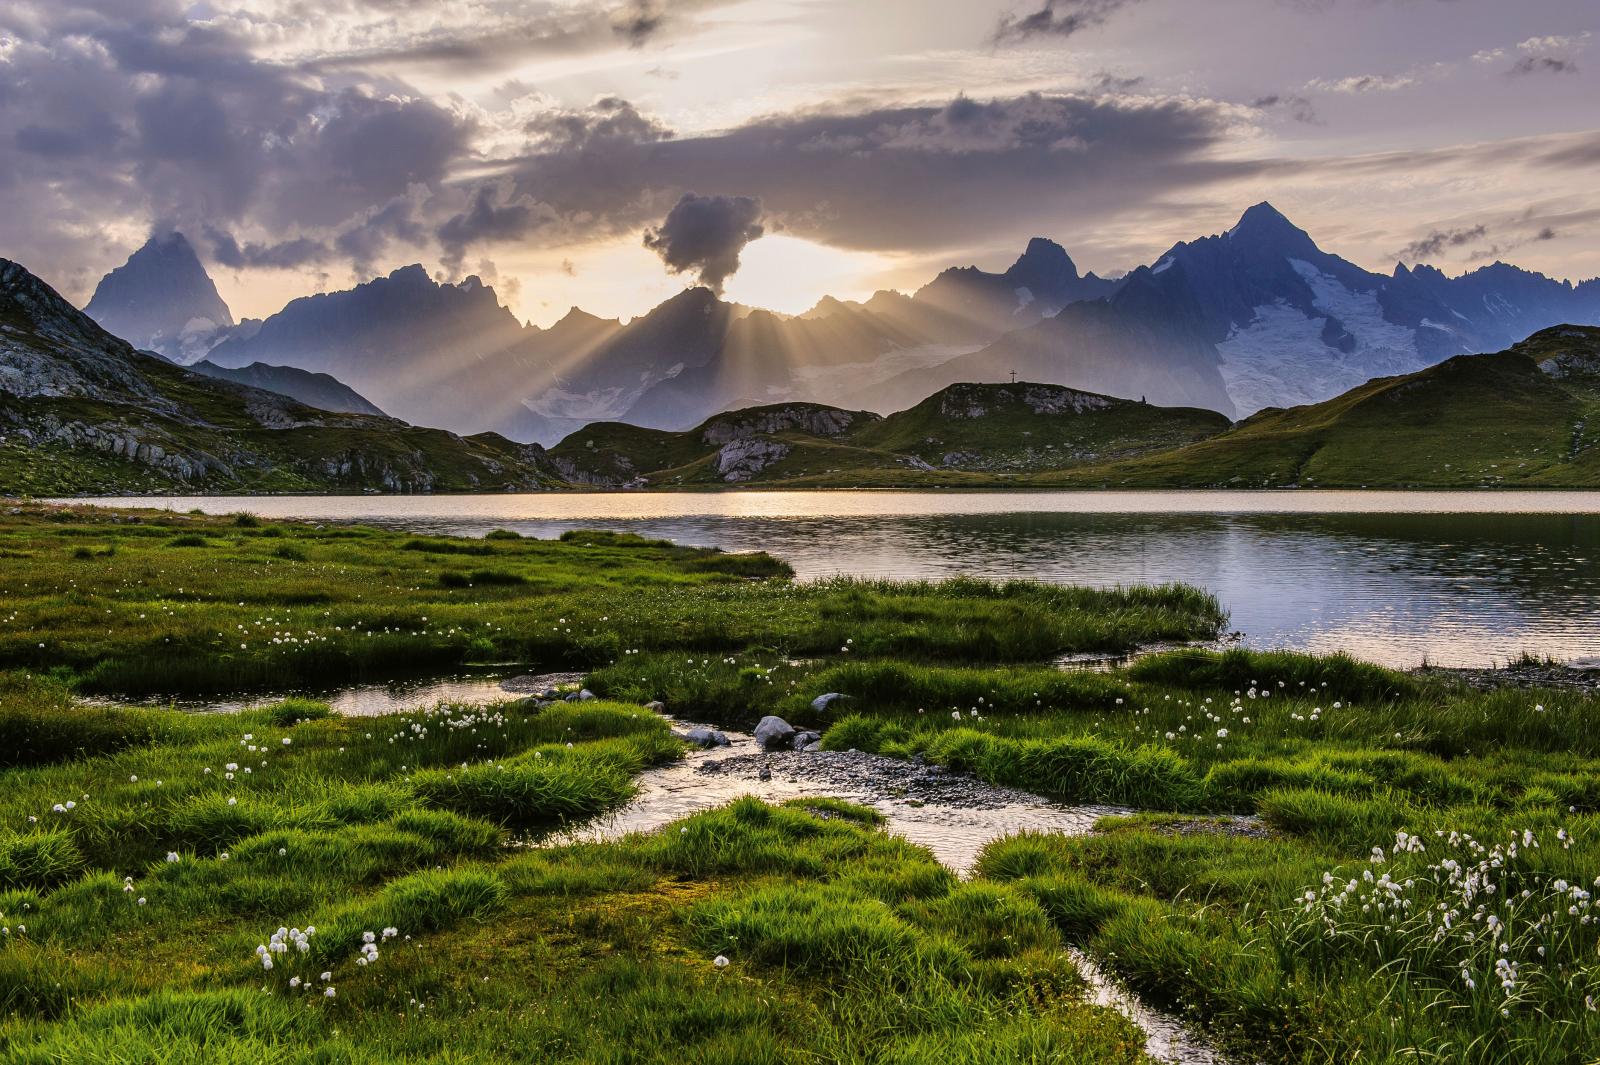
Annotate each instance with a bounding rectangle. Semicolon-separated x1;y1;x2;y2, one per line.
642;193;765;291
993;0;1144;44
498;91;1258;254
437;186;555;271
204;226;332;270
1396;224;1488;261
334;195;430;276
0;0;477;284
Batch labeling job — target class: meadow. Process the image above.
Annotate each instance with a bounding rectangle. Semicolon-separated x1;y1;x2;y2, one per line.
1;504;1597;1063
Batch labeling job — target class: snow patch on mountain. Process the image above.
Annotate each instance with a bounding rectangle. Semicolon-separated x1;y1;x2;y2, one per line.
1216;260;1433;415
1216;302;1335;414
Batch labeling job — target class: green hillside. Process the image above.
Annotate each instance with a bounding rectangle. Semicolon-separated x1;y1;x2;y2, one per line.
852;382;1230;472
1040;325;1600;488
549;385;1232;487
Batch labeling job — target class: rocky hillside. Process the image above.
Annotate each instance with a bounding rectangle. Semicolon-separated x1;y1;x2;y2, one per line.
0;258;555;495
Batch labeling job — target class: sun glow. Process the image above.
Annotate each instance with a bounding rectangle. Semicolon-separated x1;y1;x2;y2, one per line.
722;235;890;315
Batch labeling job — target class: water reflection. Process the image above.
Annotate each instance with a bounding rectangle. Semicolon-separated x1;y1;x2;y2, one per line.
94;492;1600;668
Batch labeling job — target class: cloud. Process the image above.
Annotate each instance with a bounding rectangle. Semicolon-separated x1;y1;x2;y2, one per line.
1508;55;1578;76
1308;72;1419;93
642;192;765;292
523;96;673;152
437;185;555;271
993;0;1143;44
1506;30;1588;76
1396;224;1488;261
489;91;1254;255
294;0;735;76
1252;94;1320;124
610;0;666;46
204;226;332;270
0;0;476;288
1089;71;1147;93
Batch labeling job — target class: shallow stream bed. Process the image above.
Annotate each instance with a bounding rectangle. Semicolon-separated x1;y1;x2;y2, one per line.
118;670;1231;1063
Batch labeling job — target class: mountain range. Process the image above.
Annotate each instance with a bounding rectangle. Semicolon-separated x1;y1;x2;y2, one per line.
550;325;1600;489
0;258;552;495
6;238;1599;494
83;204;1600;446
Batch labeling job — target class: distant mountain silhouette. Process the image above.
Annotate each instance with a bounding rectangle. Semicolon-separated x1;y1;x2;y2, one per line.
86;205;1600;443
84;232;234;362
2;257;552;493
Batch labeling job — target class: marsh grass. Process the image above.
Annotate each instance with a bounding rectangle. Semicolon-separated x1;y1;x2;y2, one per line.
8;506;1600;1061
0;688;1152;1065
0;506;1222;696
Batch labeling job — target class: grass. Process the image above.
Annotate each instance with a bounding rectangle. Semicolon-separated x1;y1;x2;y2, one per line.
0;505;1224;696
0;683;1152;1063
5;504;1600;1061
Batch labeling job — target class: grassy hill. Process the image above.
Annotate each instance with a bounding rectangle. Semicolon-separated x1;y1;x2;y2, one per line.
0;259;557;495
1039;325;1600;488
548;327;1600;490
549;385;1232;487
852;382;1230;472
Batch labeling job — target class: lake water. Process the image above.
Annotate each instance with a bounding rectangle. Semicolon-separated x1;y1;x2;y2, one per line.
94;491;1600;669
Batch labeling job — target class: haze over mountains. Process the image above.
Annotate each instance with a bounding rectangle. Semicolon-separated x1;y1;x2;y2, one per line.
79;204;1600;445
2;258;551;495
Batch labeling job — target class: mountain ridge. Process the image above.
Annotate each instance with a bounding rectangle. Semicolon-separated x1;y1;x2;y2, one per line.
76;203;1600;446
0;258;554;495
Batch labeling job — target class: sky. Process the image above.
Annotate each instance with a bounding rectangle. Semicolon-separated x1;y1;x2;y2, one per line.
1;0;1596;326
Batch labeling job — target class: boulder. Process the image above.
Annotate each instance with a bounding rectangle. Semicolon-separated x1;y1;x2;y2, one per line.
577;689;597;701
791;730;821;750
645;700;667;713
802;741;822;753
809;692;849;713
753;715;796;750
679;727;730;748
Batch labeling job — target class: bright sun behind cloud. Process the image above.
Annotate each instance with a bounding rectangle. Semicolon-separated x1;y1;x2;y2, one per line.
722;235;890;315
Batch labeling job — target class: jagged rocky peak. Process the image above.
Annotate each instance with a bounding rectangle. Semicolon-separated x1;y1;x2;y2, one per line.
1222;201;1319;255
84;232;233;359
1008;237;1081;283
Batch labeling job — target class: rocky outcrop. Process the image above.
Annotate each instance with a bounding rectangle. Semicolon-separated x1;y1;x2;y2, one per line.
701;404;877;446
715;437;791;482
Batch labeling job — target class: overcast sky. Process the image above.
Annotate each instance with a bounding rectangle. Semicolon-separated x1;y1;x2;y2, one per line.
2;0;1596;325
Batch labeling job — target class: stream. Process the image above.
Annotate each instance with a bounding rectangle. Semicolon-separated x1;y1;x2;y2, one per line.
110;671;1230;1063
